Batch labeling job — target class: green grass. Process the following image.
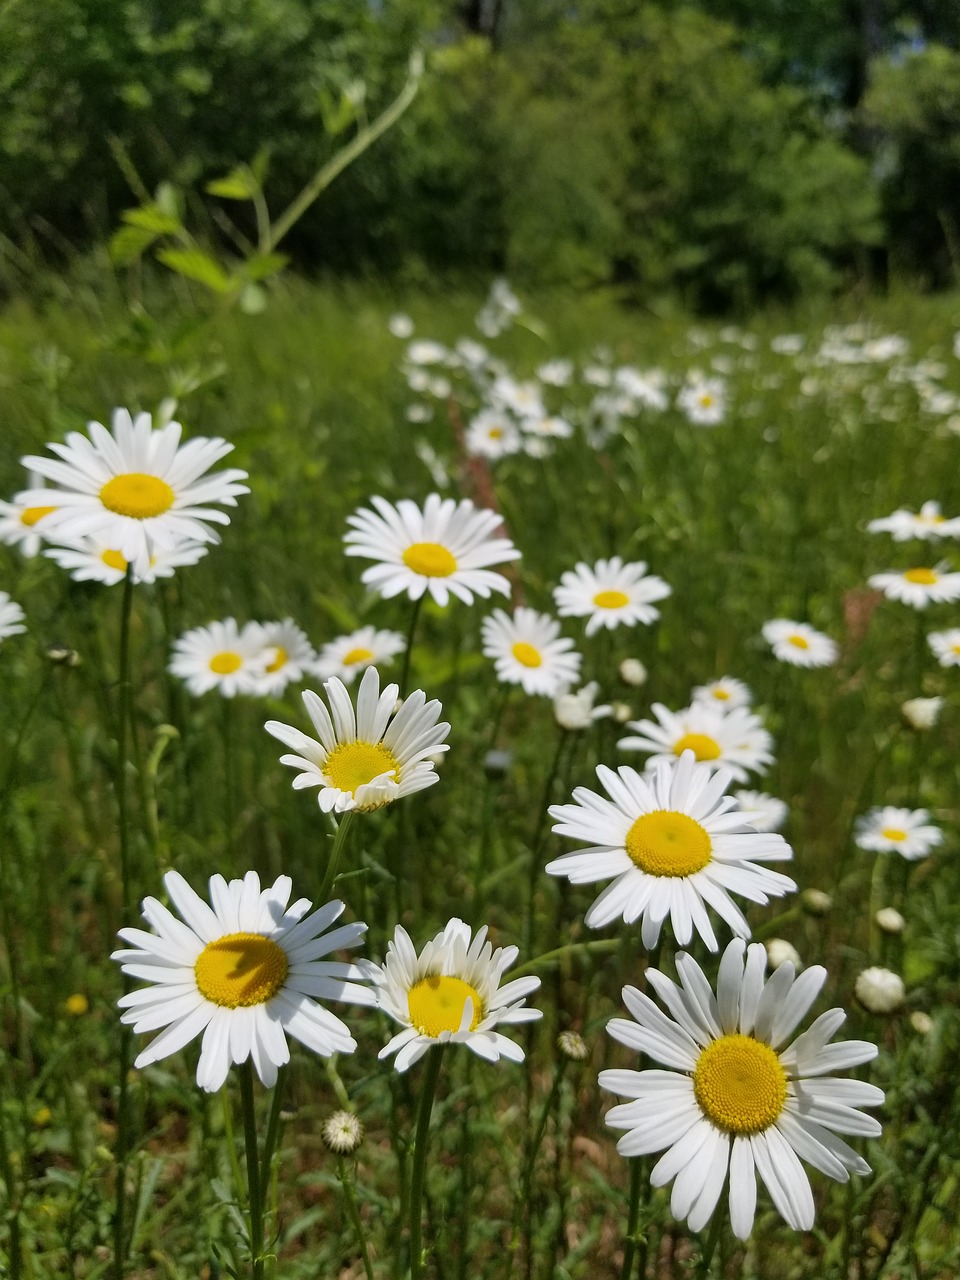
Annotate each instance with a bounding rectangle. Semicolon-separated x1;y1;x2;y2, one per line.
1;265;960;1278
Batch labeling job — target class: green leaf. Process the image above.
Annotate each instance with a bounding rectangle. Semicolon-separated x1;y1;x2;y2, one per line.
156;249;232;293
206;168;258;201
109;224;157;264
241;252;288;282
122;204;182;235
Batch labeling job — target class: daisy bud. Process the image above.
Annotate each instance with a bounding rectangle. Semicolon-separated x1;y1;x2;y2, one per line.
557;1030;589;1061
875;907;905;935
802;888;832;917
764;938;801;970
611;701;634;724
909;1011;933;1036
46;645;81;667
901;697;942;731
553;682;612;731
619;658;647;687
483;749;512;778
854;967;906;1014
321;1110;364;1155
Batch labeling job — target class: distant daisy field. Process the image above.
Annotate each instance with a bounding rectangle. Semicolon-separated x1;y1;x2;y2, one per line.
1;278;959;1278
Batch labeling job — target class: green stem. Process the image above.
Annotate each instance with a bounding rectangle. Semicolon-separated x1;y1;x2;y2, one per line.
398;594;424;700
338;1155;376;1280
696;1210;723;1279
619;1158;646;1280
221;1086;246;1217
258;1066;287;1197
317;810;355;905
514;1057;568;1279
510;938;620;979
524;729;569;960
0;1088;22;1280
239;1062;265;1280
409;1045;445;1280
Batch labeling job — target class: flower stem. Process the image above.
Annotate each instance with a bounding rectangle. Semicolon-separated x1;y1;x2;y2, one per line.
317;810;354;904
619;1157;649;1280
258;1066;287;1197
696;1210;723;1279
409;1044;445;1280
398;594;424;699
338;1154;376;1280
239;1062;265;1280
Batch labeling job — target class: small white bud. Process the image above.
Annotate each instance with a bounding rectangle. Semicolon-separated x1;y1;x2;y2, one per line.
764;938;801;970
901;697;942;731
854;966;905;1014
909;1011;933;1035
875;907;905;935
619;659;647;687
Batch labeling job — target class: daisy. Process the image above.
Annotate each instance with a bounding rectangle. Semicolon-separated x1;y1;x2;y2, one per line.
481;607;582;697
547;752;795;948
762;620;838;668
264;664;449;814
312;625;406;684
112;869;375;1091
0;592;26;643
520;414;574;441
691;677;753;711
44;536;208;585
928;628;960;667
18;409;249;576
553;681;612;731
490;376;546;420
677;377;727;426
553;557;671;636
372;918;541;1072
868;565;960;609
343;494;521;607
405;340;448;366
618;704;774;783
733;791;788;833
599;937;882;1239
867;502;960;541
465;409;523;460
169;619;272;697
537;359;573;387
854;807;943;861
0;472;57;557
254;619;317;697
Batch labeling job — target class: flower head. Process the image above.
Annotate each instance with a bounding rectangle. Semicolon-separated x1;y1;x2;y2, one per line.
255;619;317;697
691;677;752;711
0;471;57;558
618;703;774;783
481;607;582;697
553;557;671;636
0;593;26;643
265;665;449;813
927;628;960;667
322;1110;365;1154
312;626;407;685
733;791;788;833
854;807;942;861
868;565;960;609
169;619;272;698
854;967;905;1014
112;870;375;1091
867;502;960;542
553;682;612;731
373;918;541;1072
45;536;208;585
599;938;882;1239
901;696;942;730
762;620;838;668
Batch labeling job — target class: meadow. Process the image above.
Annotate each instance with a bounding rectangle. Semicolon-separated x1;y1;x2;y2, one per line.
1;270;959;1279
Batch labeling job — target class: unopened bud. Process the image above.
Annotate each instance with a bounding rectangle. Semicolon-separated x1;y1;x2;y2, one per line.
854;966;905;1014
875;907;905;935
321;1110;364;1155
901;697;942;731
765;938;801;970
619;659;647;688
557;1030;589;1061
802;889;832;917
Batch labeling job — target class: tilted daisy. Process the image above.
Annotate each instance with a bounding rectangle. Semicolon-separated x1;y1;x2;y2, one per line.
480;607;582;697
372;918;541;1072
465;409;523;460
312;625;406;684
867;502;960;542
733;791;788;834
761;620;838;668
691;677;753;711
0;472;57;558
618;704;774;783
343;494;521;607
547;752;795;949
18;408;249;576
254;619;317;697
44;536;208;586
112;869;376;1091
854;807;943;861
553;557;672;636
0;592;26;643
868;565;960;609
169;619;272;698
928;628;960;667
599;938;883;1239
677;377;727;426
264;664;449;813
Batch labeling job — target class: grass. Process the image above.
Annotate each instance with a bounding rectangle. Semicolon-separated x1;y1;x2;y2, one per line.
1;262;960;1278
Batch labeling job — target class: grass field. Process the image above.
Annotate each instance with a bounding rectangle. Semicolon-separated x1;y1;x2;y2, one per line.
1;268;959;1279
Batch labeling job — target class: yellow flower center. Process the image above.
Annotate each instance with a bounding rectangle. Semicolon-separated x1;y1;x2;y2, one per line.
881;827;907;842
101;549;128;572
489;427;504;439
99;472;175;519
265;646;288;673
673;732;721;762
21;504;57;527
625;810;712;877
789;635;810;649
699;394;714;407
712;689;730;700
407;975;483;1037
323;740;399;795
342;646;375;666
194;933;289;1008
904;568;938;585
511;642;542;668
693;1034;787;1135
402;542;457;578
209;651;243;675
594;590;630;609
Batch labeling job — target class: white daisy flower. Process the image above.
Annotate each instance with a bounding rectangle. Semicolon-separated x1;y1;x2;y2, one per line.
255;619;317;697
490;376;545;420
928;628;960;667
481;607;582;697
465;409;523;460
44;536;208;585
867;501;960;542
343;494;520;607
618;704;774;783
599;937;883;1239
0;592;27;643
854;968;905;1014
691;677;753;711
733;791;788;833
677;377;727;426
264;664;449;814
762;620;838;668
547;753;795;949
388;313;414;339
553;681;612;731
112;869;375;1092
868;565;960;609
405;340;448;366
521;414;574;441
372;918;541;1072
553;557;671;636
537;359;573;387
0;471;57;557
169;619;272;698
312;626;406;684
854;807;943;861
18;409;249;577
